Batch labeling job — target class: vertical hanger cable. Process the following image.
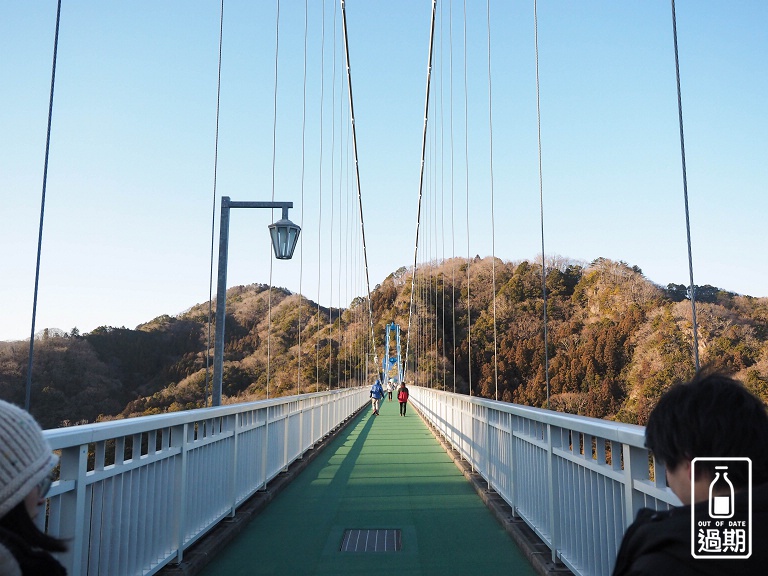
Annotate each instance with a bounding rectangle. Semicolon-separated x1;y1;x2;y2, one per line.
486;0;499;400
340;0;378;370
26;0;63;411
462;0;472;396
297;0;308;396
670;0;700;370
204;0;226;408
533;0;551;408
316;0;326;392
405;0;438;381
266;0;282;399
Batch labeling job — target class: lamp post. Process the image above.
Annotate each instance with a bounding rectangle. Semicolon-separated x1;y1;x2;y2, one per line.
212;196;300;406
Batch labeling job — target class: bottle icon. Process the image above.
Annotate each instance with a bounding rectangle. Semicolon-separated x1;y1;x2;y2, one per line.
709;466;734;518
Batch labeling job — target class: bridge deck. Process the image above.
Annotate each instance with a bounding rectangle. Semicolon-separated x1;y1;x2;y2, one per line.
198;399;537;575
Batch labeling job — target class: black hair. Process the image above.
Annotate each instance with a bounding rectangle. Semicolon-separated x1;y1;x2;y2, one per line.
645;369;768;487
0;501;67;553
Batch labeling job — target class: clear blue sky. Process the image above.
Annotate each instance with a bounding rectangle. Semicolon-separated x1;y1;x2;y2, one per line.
1;1;766;342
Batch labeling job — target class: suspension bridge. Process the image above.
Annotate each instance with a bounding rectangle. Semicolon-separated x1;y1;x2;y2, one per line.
4;1;764;575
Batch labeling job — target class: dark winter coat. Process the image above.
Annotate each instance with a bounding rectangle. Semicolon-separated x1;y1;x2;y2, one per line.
613;482;767;576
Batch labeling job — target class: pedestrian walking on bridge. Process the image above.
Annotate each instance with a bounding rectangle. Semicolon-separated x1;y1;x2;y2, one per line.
397;382;409;417
370;379;385;416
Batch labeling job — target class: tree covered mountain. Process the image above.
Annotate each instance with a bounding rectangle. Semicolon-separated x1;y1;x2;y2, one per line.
1;258;766;430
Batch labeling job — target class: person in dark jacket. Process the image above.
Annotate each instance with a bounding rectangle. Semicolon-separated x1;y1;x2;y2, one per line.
613;370;768;576
613;483;767;576
0;400;67;575
397;382;409;416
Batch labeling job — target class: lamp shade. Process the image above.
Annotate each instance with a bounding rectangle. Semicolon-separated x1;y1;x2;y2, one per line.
268;217;301;259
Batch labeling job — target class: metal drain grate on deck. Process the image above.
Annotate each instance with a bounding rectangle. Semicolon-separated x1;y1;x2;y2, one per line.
340;529;402;552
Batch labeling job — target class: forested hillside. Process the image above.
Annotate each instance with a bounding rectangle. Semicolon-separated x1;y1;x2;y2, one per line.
400;257;768;424
1;258;766;429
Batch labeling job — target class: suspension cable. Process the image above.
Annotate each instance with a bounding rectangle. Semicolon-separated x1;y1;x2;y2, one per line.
343;112;351;387
297;0;308;396
486;0;499;400
450;0;457;394
533;0;551;409
432;97;439;388
439;1;447;391
340;0;377;369
337;46;348;389
266;0;282;400
329;0;337;391
316;0;326;393
205;0;225;408
670;0;700;371
462;0;472;396
26;0;62;412
405;0;438;380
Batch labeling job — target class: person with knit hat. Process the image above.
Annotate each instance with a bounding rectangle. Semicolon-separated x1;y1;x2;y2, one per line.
0;399;67;575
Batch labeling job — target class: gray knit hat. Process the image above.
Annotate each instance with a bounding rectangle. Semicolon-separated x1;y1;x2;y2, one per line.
0;400;58;518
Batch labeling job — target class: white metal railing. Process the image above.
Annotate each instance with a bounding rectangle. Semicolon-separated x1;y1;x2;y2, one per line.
410;386;680;576
42;387;368;576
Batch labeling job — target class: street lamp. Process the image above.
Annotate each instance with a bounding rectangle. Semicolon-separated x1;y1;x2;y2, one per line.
212;196;300;406
269;215;301;260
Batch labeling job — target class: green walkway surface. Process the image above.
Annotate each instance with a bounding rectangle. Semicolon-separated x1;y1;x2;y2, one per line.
199;400;537;576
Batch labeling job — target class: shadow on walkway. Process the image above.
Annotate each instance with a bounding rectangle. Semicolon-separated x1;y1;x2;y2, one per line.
166;400;538;576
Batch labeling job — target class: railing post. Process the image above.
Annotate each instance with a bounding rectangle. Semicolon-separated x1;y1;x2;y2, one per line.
172;423;188;563
622;442;648;528
299;398;305;455
461;397;469;462
509;413;518;517
230;413;240;516
261;407;270;489
283;403;290;471
311;396;316;447
57;443;88;575
546;423;561;563
484;405;490;484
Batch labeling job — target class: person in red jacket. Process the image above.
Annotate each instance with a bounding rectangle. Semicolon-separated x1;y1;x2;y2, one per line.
397;382;409;417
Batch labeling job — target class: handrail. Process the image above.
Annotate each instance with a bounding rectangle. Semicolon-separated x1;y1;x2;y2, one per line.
410;386;679;576
42;387;369;576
